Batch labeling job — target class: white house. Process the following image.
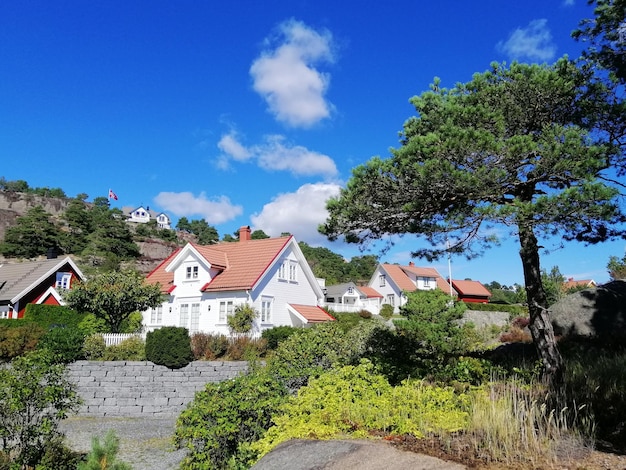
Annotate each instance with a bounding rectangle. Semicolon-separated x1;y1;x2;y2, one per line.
368;262;455;313
323;282;383;315
142;226;334;336
124;206;172;229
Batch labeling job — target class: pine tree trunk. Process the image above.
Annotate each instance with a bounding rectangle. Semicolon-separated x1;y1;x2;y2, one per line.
518;224;564;389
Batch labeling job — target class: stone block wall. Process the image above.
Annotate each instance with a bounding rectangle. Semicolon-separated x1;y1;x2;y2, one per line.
67;360;249;417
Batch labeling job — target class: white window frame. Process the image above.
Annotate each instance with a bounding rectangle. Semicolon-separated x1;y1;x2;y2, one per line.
190;303;200;334
278;261;286;280
347;286;354;294
423;277;431;288
387;294;395;306
179;303;190;328
379;275;386;287
56;272;72;290
0;310;8;320
261;297;273;323
219;300;234;323
186;265;199;280
150;305;163;325
288;261;298;282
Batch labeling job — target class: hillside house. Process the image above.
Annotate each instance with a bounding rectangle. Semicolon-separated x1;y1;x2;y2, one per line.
124;206;171;229
0;255;85;319
143;226;334;337
323;282;383;314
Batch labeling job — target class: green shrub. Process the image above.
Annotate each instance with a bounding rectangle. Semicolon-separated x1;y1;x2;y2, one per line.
102;336;145;361
463;302;528;316
379;304;394;320
36;327;85;363
36;437;85;470
118;311;144;334
83;334;106;360
174;369;287;469
261;326;298;350
190;332;230;360
437;356;492;385
358;309;372;319
23;304;86;330
76;313;108;335
0;323;45;360
145;327;193;369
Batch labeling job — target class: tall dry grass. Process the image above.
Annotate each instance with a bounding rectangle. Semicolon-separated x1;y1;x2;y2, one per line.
466;379;594;468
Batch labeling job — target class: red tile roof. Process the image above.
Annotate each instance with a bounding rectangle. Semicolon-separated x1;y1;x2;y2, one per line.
288;304;335;322
381;264;418;291
381;263;454;294
451;280;491;297
146;237;292;293
358;286;383;298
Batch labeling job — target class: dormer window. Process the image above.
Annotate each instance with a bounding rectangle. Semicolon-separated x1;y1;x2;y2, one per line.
55;272;72;290
186;265;199;279
347;286;354;294
379;275;386;287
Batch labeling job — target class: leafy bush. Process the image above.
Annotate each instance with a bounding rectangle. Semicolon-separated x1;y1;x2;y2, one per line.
174;369;287;469
266;322;353;392
358;309;372;319
77;313;108;335
37;326;85;363
225;337;267;360
227;303;257;336
437;356;492;385
102;336;145;361
190;332;230;360
36;437;84;470
0;350;81;468
0;323;45;360
82;334;106;360
118;311;144;334
379;304;394;320
500;317;532;343
261;326;298;350
145;326;193;369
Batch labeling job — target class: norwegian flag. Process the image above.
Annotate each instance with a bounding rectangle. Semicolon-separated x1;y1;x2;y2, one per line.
108;189;118;201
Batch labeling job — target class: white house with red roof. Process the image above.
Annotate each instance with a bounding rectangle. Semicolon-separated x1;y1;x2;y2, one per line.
323;281;383;315
368;262;456;313
142;226;334;337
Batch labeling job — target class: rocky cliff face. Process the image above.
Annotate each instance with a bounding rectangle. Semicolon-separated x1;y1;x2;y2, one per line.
0;190;180;272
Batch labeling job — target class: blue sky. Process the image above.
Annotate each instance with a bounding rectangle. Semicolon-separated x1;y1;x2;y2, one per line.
2;0;624;287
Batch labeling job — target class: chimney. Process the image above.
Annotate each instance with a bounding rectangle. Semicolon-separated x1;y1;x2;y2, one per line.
239;226;252;242
408;261;414;267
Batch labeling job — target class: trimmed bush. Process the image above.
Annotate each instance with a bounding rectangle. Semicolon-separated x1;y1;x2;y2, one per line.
102;336;145;361
37;327;85;363
145;327;193;369
23;304;86;330
0;324;45;360
463;302;527;316
379;304;394;320
83;334;106;360
261;326;298;350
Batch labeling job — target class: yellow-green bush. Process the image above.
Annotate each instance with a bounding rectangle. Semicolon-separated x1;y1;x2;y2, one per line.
251;361;471;460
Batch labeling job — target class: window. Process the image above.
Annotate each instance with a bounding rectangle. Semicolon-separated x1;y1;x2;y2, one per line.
190;303;200;334
150;306;163;324
278;261;286;280
423;277;431;288
179;303;189;328
379;275;386;287
387;294;395;306
186;265;199;279
347;286;354;294
0;310;8;320
288;261;298;282
219;300;234;323
55;272;72;290
261;297;273;323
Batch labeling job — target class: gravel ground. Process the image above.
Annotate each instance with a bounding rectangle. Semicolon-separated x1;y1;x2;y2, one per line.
59;416;186;470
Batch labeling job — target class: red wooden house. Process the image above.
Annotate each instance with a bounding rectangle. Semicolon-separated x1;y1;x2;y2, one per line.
450;279;492;303
0;256;84;319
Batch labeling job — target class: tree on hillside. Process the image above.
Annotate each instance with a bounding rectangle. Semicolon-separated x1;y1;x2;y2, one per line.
607;254;626;279
176;217;219;245
0;206;63;258
64;270;162;333
321;60;626;387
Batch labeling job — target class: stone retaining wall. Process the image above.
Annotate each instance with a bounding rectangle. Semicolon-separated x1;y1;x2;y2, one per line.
67;360;249;417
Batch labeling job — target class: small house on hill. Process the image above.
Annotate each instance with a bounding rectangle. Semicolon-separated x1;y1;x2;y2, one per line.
0;255;85;319
323;281;383;314
143;226;334;337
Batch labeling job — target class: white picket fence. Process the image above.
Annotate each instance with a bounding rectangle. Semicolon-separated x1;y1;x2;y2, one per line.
101;333;145;347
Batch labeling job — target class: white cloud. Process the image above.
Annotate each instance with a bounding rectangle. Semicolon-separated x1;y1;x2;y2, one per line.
250;182;341;244
250;19;335;127
216;131;338;178
497;19;557;62
154;191;243;225
217;132;252;162
563;0;574;5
